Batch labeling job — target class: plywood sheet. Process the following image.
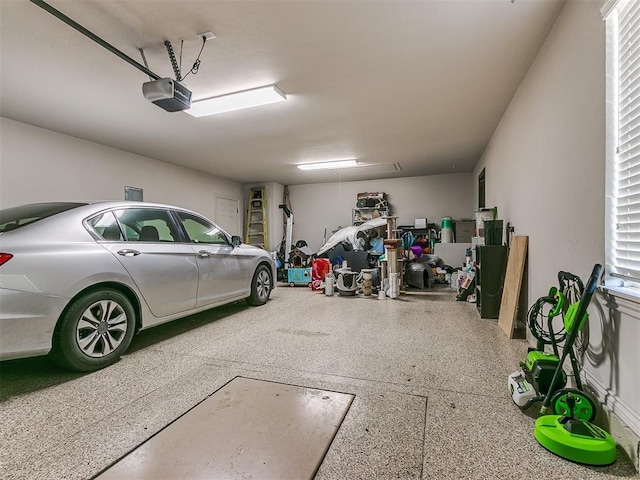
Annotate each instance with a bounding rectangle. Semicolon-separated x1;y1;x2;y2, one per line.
498;236;528;338
95;377;354;480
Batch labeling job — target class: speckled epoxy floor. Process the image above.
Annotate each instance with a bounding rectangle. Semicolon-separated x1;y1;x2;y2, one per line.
1;285;638;479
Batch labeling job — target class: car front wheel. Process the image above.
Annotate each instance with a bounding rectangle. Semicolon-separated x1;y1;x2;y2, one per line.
247;264;272;306
51;288;136;371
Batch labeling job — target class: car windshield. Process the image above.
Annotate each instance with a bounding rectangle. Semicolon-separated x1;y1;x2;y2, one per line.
0;203;87;232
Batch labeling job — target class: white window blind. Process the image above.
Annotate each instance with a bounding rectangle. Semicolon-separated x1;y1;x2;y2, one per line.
612;0;640;282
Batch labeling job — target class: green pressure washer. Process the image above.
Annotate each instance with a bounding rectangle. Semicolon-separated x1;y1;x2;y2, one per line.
508;270;596;420
508;264;617;465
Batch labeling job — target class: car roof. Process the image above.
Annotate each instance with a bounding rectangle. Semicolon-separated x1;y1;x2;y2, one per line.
0;201;211;238
25;201;203;216
88;201;197;212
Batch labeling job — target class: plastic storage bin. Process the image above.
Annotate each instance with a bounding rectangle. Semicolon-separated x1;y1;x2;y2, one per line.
484;220;503;246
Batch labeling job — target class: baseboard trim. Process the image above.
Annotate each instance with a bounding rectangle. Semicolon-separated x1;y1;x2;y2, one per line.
585;371;640;472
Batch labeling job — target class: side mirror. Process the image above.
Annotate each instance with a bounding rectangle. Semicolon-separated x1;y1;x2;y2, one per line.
231;235;243;247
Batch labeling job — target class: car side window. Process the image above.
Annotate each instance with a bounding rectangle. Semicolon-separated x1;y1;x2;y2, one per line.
87;211;123;241
176;212;228;245
114;208;178;243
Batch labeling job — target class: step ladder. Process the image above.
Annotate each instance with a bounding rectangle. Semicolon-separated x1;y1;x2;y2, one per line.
245;186;268;250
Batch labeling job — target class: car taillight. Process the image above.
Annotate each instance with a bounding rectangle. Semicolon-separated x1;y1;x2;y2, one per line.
0;253;13;266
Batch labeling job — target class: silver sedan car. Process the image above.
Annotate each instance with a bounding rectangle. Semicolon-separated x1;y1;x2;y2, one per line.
0;201;275;371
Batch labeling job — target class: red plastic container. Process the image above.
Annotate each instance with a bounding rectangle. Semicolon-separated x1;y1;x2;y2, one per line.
311;258;331;290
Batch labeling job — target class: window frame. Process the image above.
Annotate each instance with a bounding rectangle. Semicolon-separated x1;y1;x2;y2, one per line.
173;210;232;246
604;0;640;290
1;202;87;232
112;207;183;243
85;211;124;241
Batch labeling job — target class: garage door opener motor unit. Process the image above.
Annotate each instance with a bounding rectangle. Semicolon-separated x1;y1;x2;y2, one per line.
142;78;192;112
30;0;200;114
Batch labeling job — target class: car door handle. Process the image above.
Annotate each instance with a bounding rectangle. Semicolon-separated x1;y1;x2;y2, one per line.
197;250;212;258
117;249;141;257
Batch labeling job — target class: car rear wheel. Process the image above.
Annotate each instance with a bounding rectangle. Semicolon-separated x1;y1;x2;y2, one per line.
247;264;272;306
51;288;135;371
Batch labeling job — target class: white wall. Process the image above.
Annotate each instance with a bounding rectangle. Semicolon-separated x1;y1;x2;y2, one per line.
474;0;604;290
288;173;473;252
474;0;640;439
0;118;242;221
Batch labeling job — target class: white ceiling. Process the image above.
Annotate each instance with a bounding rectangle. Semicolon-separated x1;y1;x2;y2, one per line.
0;0;566;186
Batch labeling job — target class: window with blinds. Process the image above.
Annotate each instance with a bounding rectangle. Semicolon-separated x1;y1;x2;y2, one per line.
607;0;640;284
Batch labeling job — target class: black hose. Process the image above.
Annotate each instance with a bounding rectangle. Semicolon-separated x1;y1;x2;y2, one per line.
528;295;566;345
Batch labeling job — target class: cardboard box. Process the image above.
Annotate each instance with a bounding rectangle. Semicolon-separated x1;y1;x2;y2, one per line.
455;221;475;243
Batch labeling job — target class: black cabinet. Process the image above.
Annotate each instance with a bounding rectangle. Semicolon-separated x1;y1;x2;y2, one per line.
475;245;508;319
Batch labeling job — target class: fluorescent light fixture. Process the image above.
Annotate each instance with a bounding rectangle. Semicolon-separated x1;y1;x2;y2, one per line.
297;160;360;171
186;85;286;117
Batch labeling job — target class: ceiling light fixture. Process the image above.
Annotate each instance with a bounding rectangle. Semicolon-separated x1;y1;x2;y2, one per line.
297;160;360;171
186;85;286;117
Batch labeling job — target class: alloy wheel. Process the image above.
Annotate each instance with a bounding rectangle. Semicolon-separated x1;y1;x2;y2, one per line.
256;269;272;301
76;299;129;358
